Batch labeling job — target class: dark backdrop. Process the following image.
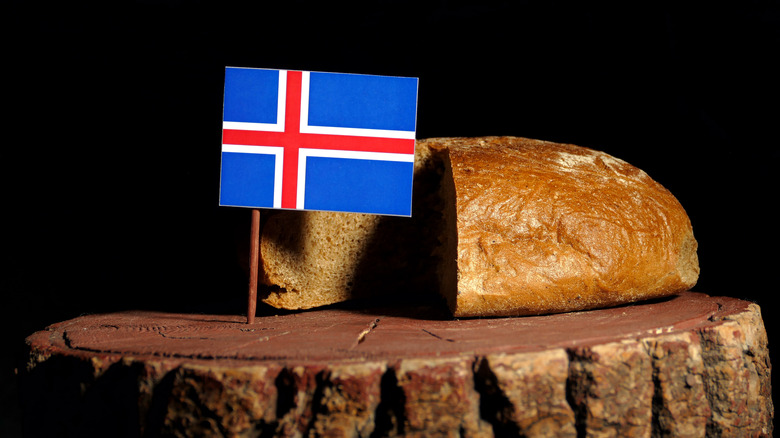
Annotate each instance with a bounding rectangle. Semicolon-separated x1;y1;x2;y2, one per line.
3;1;778;435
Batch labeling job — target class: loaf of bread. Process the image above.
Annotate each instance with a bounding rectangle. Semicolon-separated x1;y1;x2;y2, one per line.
259;136;699;317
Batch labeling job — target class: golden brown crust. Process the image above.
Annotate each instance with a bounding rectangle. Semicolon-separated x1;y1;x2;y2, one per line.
420;137;699;317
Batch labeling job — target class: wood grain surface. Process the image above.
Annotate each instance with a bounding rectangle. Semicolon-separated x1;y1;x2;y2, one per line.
21;292;773;437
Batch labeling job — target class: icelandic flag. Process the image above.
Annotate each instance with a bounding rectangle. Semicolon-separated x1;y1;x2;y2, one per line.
219;67;419;216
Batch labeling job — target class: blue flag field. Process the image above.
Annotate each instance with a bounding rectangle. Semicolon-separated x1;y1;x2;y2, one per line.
219;67;419;216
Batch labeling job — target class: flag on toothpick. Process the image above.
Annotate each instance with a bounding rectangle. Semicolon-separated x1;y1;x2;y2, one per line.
219;67;419;216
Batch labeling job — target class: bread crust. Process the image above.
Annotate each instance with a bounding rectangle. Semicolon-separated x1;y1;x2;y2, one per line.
422;137;699;317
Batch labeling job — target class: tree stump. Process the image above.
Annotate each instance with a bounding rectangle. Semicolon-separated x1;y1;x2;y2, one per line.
20;292;772;437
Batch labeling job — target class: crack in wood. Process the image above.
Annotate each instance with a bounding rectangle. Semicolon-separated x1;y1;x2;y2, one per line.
421;328;455;342
158;332;213;341
353;318;380;348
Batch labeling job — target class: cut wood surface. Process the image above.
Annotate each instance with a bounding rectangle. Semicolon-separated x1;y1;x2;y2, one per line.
21;292;772;437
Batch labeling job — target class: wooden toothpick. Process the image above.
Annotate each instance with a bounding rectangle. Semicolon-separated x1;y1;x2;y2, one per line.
247;208;261;324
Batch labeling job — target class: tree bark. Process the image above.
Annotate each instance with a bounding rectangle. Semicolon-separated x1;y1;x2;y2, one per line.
20;292;773;437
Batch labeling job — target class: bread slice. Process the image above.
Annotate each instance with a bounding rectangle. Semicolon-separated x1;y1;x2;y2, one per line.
259;142;444;310
259;136;699;317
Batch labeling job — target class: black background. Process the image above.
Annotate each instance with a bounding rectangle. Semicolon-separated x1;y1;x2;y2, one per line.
3;1;778;435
